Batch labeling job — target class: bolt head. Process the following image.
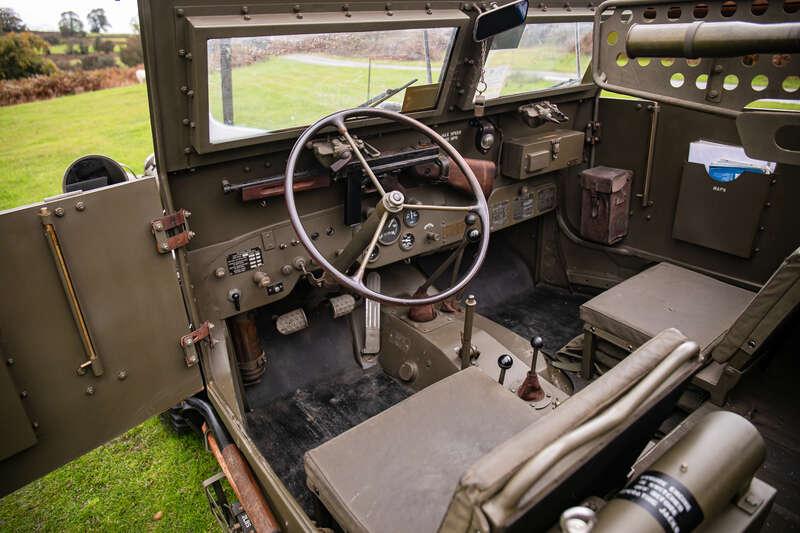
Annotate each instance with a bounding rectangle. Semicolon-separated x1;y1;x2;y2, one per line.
75;201;85;211
85;386;95;396
117;370;128;380
153;221;164;231
161;242;171;251
6;357;14;366
54;207;65;217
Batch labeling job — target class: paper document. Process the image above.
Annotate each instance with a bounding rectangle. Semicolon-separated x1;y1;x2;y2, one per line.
688;140;776;182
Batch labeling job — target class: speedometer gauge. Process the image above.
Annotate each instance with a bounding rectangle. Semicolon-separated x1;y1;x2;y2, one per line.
378;216;401;245
403;209;420;227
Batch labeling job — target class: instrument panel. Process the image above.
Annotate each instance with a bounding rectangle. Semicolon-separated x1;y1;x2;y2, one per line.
189;177;557;319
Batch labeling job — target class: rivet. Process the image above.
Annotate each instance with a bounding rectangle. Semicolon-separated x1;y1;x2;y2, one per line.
176;8;184;16
6;357;14;366
386;10;393;15
54;207;65;217
184;147;193;154
187;89;194;97
180;85;188;93
241;5;249;13
117;370;128;380
244;166;251;173
680;463;688;472
645;214;652;221
713;64;724;74
293;4;301;12
75;201;85;211
20;390;28;399
182;118;190;125
215;267;226;279
765;201;772;208
748;339;757;348
32;421;39;429
708;89;719;98
297;13;303;18
86;385;95;396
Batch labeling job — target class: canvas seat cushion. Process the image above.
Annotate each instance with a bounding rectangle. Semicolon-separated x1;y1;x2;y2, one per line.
580;262;754;352
304;367;537;533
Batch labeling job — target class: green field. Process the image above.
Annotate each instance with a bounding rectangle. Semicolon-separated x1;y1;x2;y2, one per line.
0;84;152;211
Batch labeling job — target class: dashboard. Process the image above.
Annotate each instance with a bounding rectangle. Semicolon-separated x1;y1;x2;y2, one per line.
188;175;557;319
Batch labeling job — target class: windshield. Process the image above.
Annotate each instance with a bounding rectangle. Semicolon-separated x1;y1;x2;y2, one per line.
479;22;593;99
207;27;458;144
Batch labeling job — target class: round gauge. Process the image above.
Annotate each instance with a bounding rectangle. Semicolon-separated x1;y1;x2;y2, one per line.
403;209;420;228
399;232;416;251
378;216;401;245
368;245;380;263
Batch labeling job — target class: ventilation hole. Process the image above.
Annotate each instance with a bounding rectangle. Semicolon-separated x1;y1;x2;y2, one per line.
785;0;800;13
776;125;800;151
668;5;682;19
661;58;675;67
783;75;800;93
724;74;739;90
607;31;619;45
621;9;634;22
696;74;709;89
638;57;652;67
742;54;758;67
721;0;737;16
751;0;768;14
686;58;701;67
751;74;769;91
670;73;685;88
693;3;709;17
644;6;657;19
773;54;791;67
616;53;629;67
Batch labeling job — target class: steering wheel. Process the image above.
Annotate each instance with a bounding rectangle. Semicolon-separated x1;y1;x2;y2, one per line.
284;107;490;306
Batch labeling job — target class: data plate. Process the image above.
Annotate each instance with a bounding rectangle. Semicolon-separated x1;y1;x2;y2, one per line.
226;248;263;275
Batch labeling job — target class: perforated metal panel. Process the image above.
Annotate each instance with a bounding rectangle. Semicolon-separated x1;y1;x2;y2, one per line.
592;0;800;116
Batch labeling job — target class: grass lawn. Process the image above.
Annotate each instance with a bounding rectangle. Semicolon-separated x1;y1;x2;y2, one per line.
0;86;219;531
0;84;153;211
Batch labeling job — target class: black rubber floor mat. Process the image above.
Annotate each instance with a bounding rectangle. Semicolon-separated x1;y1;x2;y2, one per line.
480;284;589;358
246;367;413;516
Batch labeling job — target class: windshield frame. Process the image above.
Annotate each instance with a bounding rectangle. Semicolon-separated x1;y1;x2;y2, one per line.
474;9;598;109
187;10;469;154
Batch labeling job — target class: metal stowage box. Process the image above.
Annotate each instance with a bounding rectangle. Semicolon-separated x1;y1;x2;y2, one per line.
579;166;632;245
501;130;585;180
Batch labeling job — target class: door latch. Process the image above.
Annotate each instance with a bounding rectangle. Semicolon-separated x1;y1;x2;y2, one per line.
180;321;213;367
151;209;195;253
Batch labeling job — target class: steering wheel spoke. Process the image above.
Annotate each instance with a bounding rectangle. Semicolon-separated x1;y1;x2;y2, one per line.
335;119;386;197
403;203;480;213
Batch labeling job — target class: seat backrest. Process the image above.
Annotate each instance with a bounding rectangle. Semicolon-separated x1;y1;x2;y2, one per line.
713;246;800;368
438;328;695;533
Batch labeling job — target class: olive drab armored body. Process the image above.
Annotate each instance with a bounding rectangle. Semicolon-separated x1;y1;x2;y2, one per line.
1;0;799;531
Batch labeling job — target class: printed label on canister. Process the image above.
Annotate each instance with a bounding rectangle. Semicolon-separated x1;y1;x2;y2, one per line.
616;470;704;533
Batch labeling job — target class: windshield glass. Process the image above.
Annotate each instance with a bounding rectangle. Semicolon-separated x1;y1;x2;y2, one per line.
479;22;593;99
207;27;458;144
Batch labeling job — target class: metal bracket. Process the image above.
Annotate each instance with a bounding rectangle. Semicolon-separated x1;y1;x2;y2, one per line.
180;321;213;367
151;208;195;253
585;120;601;145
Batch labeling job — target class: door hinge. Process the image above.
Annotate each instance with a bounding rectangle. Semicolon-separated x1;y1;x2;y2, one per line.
585;121;601;145
151;208;195;253
180;321;213;367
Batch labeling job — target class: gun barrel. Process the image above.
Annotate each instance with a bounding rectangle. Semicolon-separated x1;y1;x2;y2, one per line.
626;21;800;58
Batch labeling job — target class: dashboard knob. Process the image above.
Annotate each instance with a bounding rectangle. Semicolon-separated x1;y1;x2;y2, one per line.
466;228;481;243
531;336;544;350
253;271;271;288
464;212;478;227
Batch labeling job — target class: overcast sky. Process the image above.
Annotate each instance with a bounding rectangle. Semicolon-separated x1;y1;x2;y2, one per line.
4;0;140;33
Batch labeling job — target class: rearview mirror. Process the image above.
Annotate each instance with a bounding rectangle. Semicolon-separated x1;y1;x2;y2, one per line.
473;0;529;42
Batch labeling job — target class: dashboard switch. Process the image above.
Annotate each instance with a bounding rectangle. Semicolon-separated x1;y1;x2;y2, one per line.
253;271;271;288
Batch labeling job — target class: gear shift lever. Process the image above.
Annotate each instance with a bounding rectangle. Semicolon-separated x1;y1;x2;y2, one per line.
517;336;545;401
497;354;513;385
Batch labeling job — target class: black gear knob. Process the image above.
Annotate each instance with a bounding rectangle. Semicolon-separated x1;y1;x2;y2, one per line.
497;354;513;385
531;336;544;350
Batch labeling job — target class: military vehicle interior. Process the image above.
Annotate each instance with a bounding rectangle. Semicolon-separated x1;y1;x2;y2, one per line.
153;0;799;530
2;0;798;531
